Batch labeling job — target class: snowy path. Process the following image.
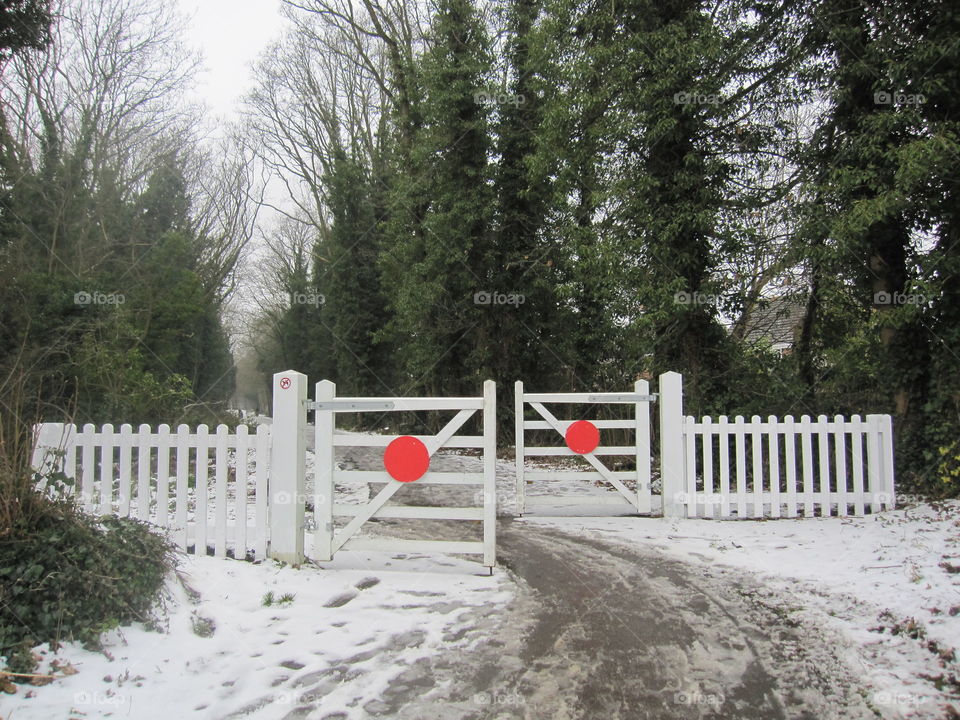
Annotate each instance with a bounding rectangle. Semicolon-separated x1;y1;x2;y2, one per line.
345;519;874;720
316;446;876;719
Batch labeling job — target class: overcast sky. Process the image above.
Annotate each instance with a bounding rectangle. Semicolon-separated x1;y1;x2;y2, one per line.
176;0;287;121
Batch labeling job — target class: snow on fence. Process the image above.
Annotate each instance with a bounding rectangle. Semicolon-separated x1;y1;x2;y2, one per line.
31;422;271;559
658;372;896;518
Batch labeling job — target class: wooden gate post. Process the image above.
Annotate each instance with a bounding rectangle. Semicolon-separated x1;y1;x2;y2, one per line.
635;379;652;514
659;372;685;518
270;370;307;564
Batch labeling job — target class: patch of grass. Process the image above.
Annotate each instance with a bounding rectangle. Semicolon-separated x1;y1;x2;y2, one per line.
261;591;295;607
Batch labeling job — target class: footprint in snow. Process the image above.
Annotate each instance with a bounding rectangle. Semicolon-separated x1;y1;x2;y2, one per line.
355;577;380;591
324;592;357;608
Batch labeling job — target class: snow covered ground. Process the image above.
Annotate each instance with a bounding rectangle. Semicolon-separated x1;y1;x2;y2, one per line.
525;502;960;718
2;549;510;719
7;436;960;719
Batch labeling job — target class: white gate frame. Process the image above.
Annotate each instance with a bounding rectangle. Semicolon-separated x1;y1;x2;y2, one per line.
514;380;654;515
292;378;497;568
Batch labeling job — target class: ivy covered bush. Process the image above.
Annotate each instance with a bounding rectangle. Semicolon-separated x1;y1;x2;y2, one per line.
0;482;176;676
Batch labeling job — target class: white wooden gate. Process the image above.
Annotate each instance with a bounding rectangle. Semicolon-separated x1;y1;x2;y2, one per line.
514;381;654;515
310;380;497;568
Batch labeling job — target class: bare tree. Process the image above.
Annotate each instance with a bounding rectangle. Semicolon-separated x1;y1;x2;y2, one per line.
243;0;429;234
0;0;200;273
190;130;267;307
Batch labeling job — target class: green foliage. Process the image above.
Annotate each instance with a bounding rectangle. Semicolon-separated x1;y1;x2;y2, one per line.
0;0;52;58
316;151;394;396
0;148;236;426
379;0;495;398
0;496;176;668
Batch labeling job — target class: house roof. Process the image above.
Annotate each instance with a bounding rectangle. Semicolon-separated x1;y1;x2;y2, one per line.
741;295;807;347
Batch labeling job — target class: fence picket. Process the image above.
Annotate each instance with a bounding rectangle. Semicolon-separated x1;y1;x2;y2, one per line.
866;415;883;513
80;424;95;510
800;415;814;517
196;424;209;555
834;415;849;517
717;416;730;518
175;424;190;550
684;416;697;518
850;415;865;515
236;424;249;560
734;416;747;518
702;417;715;518
214;425;228;558
768;416;780;518
783;416;798;517
136;424;151;521
99;424;115;515
750;416;763;518
118;424;133;516
515;380;525;515
881;415;895;509
255;424;269;561
157;424;171;526
816;415;830;516
635;379;651;514
62;425;78;495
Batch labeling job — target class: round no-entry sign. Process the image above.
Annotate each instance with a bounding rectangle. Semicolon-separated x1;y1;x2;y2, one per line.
383;436;430;482
565;420;600;454
279;377;291;390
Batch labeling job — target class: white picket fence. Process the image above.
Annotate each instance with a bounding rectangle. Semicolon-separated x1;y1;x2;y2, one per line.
31;422;271;559
659;372;896;518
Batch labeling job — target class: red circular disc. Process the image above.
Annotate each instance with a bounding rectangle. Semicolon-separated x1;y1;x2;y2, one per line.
383;436;430;482
565;420;600;454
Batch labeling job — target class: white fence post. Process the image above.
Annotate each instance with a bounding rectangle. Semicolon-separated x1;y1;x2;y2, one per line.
483;380;497;568
866;414;895;513
270;370;307;564
314;380;336;562
881;414;896;509
636;379;652;514
659;372;685;518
